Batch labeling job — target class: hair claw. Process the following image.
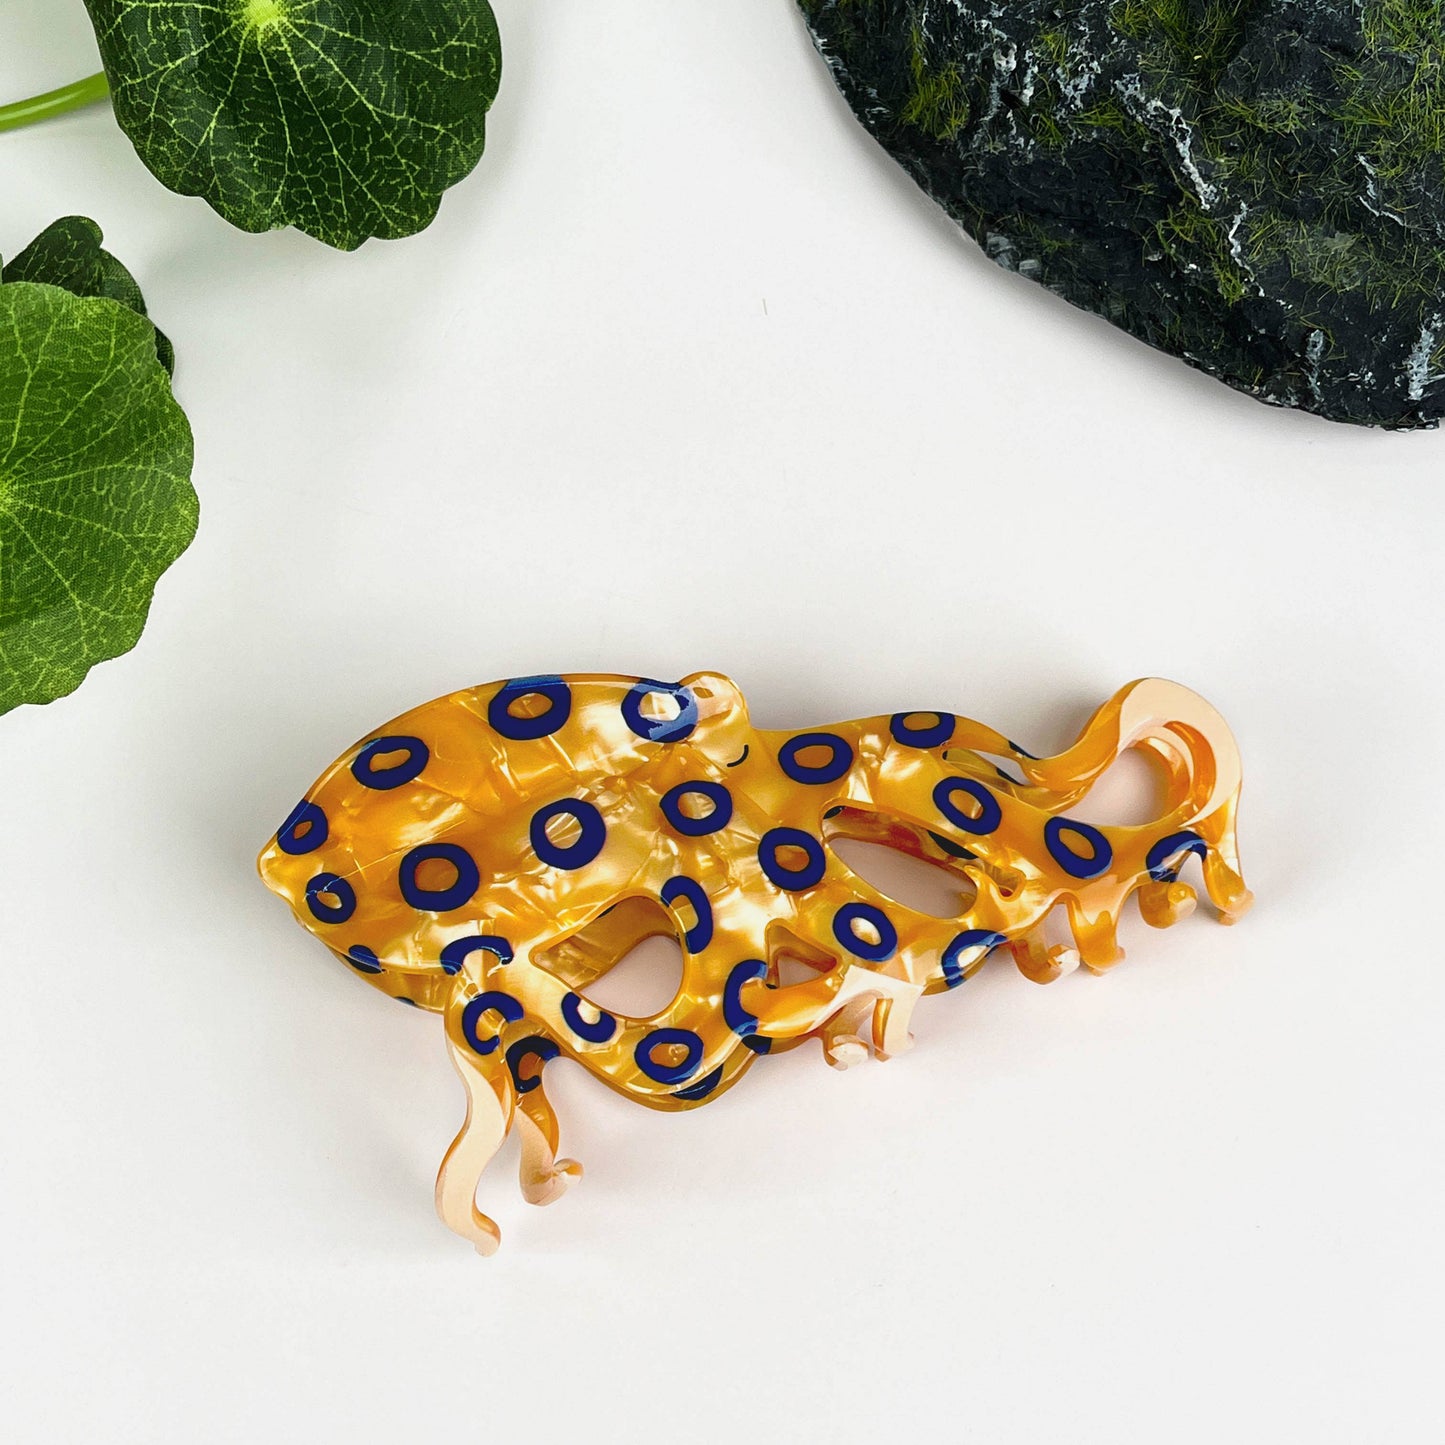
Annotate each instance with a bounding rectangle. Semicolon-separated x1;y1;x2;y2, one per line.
258;673;1251;1252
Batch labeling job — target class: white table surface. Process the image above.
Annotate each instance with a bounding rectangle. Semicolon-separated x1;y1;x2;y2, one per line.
2;3;1439;1441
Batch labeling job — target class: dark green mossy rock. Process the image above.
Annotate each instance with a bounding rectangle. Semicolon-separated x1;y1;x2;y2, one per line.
801;0;1445;428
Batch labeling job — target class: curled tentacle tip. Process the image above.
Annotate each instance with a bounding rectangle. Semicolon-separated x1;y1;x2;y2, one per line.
1167;884;1199;923
882;1032;916;1059
826;1037;868;1070
994;867;1026;897
523;1161;583;1208
1140;879;1197;929
1081;944;1125;977
1219;889;1255;924
472;1230;502;1258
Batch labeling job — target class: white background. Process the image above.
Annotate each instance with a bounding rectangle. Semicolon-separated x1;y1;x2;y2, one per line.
2;3;1441;1441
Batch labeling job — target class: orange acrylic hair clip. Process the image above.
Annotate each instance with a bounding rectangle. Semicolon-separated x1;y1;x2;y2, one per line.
259;673;1251;1252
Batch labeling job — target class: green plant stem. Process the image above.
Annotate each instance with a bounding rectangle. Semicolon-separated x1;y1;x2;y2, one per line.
0;73;110;135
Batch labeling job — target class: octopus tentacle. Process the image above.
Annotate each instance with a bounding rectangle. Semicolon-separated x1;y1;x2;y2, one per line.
516;1080;582;1207
435;1028;515;1257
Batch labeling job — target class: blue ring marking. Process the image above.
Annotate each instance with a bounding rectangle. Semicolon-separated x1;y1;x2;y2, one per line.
561;993;617;1044
1045;817;1115;880
345;945;384;975
660;876;714;953
941;930;1008;988
487;675;572;741
530;799;607;870
461;990;524;1056
634;1027;704;1085
440;935;514;976
305;872;356;924
1146;830;1208;883
889;712;956;749
674;1065;725;1102
933;777;1003;836
832;902;899;963
927;829;978;861
1008;740;1040;760
723;959;772;1055
622;680;698;744
758;827;828;892
660;781;733;837
398;843;481;913
351;735;429;791
506;1035;560;1093
778;732;855;786
277;800;328;855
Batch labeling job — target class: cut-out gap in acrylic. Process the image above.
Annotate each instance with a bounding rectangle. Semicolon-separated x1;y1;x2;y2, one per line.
976;751;1028;786
766;925;837;988
578;934;685;1019
774;953;829;988
535;896;679;1001
1057;744;1171;829
827;834;975;920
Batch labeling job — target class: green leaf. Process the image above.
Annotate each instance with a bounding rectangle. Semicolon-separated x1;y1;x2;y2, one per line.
0;281;197;714
81;0;504;250
3;216;175;375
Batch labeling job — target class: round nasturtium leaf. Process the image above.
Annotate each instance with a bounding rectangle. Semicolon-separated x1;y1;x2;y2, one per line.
0;283;197;714
2;215;174;374
81;0;504;250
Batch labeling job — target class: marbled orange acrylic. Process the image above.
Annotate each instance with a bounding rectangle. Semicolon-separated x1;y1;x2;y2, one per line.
259;673;1251;1252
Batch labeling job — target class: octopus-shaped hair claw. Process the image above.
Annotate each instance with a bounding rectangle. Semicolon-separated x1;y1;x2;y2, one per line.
259;672;1251;1252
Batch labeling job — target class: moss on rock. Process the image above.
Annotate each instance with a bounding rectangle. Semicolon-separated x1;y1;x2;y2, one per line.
801;0;1445;426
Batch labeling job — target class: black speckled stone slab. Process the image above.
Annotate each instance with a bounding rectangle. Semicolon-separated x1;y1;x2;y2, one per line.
801;0;1445;428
